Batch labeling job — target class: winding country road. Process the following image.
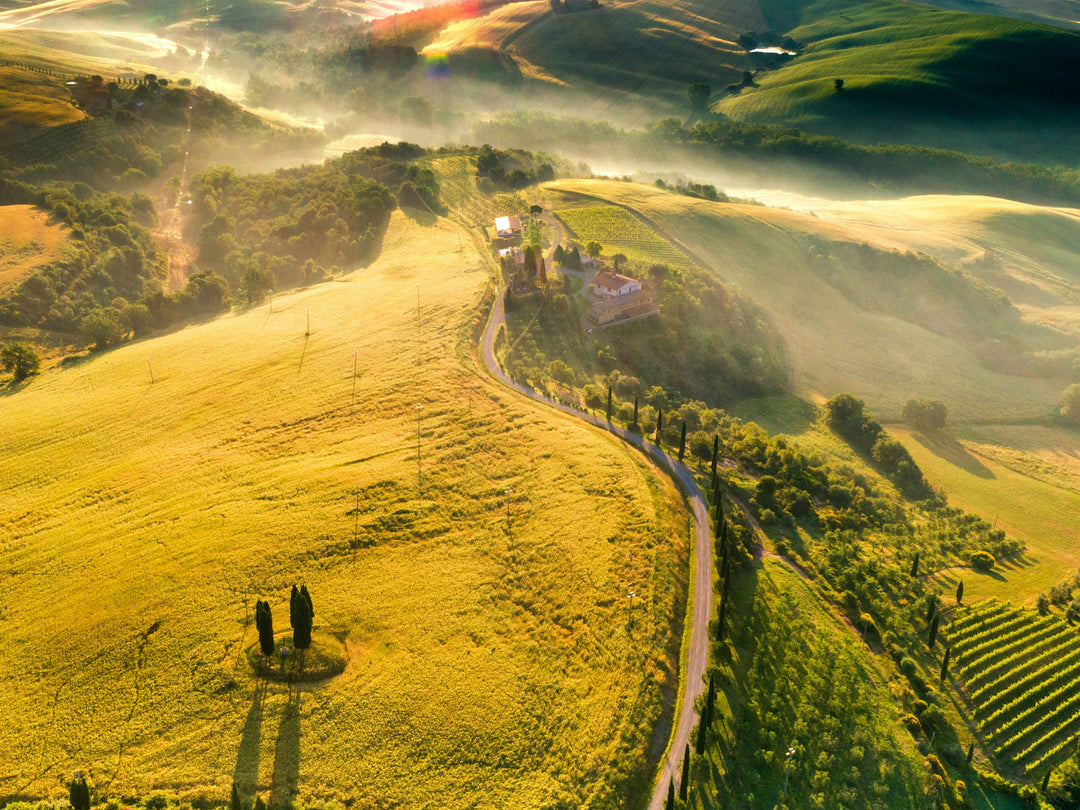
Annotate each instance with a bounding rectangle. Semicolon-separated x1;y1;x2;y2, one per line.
478;282;713;809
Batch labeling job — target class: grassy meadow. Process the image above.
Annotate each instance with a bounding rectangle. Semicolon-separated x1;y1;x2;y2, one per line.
723;0;1080;160
0;67;85;146
0;29;168;77
0;204;70;293
0;211;689;807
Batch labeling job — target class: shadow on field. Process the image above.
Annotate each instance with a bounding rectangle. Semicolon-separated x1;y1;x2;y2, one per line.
233;683;265;796
911;431;995;479
271;690;301;808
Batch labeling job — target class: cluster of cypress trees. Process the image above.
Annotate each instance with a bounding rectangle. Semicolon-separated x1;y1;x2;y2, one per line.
253;584;315;668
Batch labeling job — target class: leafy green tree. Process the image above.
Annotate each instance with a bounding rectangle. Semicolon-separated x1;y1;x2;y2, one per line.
902;398;947;431
586;241;602;258
688;82;712;111
970;550;996;571
1;341;40;381
81;310;126;351
1062;384;1080;423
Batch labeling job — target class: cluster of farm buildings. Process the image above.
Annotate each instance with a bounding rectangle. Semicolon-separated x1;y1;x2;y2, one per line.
493;215;659;326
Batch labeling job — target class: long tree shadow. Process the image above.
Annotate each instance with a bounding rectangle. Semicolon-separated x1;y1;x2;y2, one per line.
233;682;266;798
270;689;301;809
910;430;995;479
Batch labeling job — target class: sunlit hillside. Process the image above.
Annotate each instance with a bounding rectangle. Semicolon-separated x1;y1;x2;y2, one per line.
0;211;687;806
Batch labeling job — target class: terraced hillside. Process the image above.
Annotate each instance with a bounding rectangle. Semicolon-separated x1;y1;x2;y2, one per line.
947;599;1080;773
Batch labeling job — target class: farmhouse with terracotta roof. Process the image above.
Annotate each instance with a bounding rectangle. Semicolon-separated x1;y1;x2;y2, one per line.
593;271;643;299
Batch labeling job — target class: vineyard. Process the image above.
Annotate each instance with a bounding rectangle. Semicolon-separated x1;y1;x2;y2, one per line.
430;155;529;230
947;599;1080;774
552;205;694;272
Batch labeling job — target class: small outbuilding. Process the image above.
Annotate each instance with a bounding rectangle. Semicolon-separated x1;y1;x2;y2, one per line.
495;216;523;238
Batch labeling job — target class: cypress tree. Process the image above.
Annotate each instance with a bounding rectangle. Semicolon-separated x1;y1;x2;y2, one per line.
301;584;314;621
69;773;90;810
680;743;690;801
666;779;675;810
911;552;920;578
1042;768;1052;793
656;408;664;446
633;396;639;427
290;584;301;629
294;597;313;652
927;594;936;623
695;712;707;754
711;434;719;478
966;742;974;763
257;601;275;661
706;674;716;724
929;614;939;648
231;784;242;810
956;580;964;605
940;647;950;681
606;386;612;422
254;797;267;810
678;422;687;462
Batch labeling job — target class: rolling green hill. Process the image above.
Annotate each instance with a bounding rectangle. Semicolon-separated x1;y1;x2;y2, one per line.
0;211;687;807
722;0;1080;163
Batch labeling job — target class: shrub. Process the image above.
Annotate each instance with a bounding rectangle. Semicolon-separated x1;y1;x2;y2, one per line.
970;550;996;571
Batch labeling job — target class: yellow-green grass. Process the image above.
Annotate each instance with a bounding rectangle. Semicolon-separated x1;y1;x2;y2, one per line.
0;211;688;806
893;425;1080;606
0;28;169;76
0;66;84;145
719;0;1080;156
0;204;71;294
421;0;756;111
691;559;930;809
543;179;1070;423
553;204;692;271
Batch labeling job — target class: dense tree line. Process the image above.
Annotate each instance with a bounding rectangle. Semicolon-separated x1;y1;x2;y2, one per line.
475;144;555;191
190;145;426;296
0;76;322;191
0;179;237;348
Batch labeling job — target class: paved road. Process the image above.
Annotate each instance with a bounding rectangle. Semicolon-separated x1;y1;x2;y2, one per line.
479;285;713;809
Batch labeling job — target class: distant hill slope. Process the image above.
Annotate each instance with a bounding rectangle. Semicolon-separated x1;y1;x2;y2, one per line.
422;0;762;118
723;0;1080;164
545;179;1080;421
0;65;83;146
916;0;1080;32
